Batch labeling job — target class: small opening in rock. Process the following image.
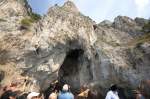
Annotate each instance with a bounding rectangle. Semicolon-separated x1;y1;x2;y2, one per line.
58;49;84;92
19;26;28;30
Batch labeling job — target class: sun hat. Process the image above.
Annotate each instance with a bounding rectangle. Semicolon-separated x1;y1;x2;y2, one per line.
27;92;40;99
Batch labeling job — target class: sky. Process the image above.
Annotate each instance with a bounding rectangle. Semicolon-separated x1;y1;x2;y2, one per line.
27;0;150;23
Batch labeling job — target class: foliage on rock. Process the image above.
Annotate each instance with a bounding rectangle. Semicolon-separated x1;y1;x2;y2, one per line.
0;18;6;22
21;18;33;27
143;19;150;32
127;33;150;47
20;12;41;29
29;13;41;22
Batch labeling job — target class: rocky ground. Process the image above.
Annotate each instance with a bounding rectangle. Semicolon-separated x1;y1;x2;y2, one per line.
0;0;150;98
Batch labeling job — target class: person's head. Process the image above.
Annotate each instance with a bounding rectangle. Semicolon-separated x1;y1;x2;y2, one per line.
110;84;118;91
27;92;40;99
38;92;44;99
1;90;17;99
49;92;57;99
133;90;140;95
62;84;69;92
17;93;28;99
9;91;17;99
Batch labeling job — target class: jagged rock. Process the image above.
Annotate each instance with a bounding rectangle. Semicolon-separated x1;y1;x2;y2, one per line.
0;0;149;98
29;1;97;90
62;0;79;13
98;20;112;27
0;0;31;18
135;17;149;26
112;16;143;36
0;0;31;35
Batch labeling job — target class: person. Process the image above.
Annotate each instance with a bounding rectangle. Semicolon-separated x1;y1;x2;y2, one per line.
27;92;40;99
17;93;28;99
134;90;145;99
58;84;74;99
49;90;57;99
139;80;150;98
105;84;119;99
1;90;18;99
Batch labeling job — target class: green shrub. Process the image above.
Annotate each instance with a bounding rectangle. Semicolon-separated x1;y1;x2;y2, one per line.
30;13;41;21
0;18;6;22
21;13;41;25
21;18;33;27
20;12;41;29
127;33;150;47
143;20;150;32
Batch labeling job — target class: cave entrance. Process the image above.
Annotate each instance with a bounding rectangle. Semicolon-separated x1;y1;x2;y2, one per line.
58;49;84;92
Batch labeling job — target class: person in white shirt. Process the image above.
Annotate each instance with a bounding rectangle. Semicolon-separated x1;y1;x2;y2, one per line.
105;84;119;99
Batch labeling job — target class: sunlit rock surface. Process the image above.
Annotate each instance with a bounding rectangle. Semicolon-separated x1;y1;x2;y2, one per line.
0;0;149;98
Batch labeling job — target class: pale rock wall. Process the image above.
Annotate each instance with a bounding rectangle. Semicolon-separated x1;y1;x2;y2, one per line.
0;0;149;97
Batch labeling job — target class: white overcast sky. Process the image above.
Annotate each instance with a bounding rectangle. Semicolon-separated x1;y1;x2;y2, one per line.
28;0;150;23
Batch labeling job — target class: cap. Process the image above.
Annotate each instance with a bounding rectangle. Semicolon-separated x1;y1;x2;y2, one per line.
27;92;40;99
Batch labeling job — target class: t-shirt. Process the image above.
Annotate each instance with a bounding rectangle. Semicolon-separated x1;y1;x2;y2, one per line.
58;91;74;99
105;91;119;99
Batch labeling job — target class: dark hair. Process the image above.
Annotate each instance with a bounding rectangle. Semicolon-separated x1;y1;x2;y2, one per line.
1;90;18;99
17;93;28;99
110;84;118;91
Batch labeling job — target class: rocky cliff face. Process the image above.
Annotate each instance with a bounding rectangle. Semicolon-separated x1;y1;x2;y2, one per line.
0;0;30;17
0;0;31;35
0;0;149;98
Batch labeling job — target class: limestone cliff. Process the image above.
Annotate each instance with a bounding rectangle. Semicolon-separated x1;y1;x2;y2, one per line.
0;0;149;98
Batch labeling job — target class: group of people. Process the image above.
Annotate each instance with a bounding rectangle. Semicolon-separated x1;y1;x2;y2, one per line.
105;84;146;99
49;84;74;99
0;83;74;99
0;81;147;99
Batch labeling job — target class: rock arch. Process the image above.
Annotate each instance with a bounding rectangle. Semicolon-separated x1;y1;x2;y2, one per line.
58;49;84;91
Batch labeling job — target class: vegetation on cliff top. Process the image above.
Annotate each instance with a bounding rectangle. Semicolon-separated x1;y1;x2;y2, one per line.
126;20;150;47
21;12;41;29
143;19;150;32
29;13;41;21
134;20;150;45
127;33;150;47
